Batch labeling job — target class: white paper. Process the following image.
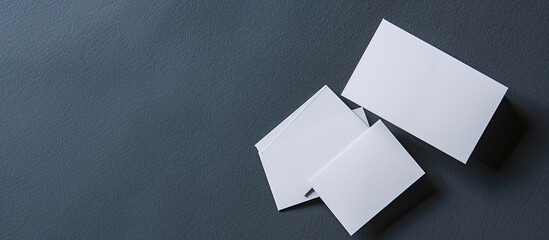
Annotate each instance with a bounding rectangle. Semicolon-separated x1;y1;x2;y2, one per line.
309;121;425;235
259;86;369;195
255;91;322;210
255;91;370;210
257;152;319;210
352;108;369;126
342;19;508;163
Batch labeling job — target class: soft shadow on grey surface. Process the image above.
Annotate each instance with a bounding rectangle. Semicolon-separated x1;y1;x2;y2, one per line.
355;176;438;238
343;96;532;239
470;98;528;170
279;198;323;212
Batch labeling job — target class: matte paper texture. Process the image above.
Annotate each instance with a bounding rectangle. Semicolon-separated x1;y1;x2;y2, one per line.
258;86;369;195
256;107;368;210
309;121;425;235
342;19;508;163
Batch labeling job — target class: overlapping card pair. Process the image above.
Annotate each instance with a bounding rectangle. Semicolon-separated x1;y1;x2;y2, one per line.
255;19;507;236
255;86;424;235
255;86;370;210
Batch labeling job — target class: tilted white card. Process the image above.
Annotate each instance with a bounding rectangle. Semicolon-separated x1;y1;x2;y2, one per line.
342;19;508;163
254;90;322;210
259;86;369;195
309;121;425;235
255;105;368;210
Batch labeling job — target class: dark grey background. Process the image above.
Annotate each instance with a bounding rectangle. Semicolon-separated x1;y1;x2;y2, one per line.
0;0;547;239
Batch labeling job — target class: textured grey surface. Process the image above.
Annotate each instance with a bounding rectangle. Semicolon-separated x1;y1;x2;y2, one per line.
0;0;548;239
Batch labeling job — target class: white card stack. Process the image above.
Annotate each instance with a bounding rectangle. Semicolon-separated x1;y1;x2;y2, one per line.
255;86;369;210
255;19;507;235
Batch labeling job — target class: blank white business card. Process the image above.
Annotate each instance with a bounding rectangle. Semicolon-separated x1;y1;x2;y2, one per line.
259;86;369;195
342;19;507;163
255;87;369;210
255;107;368;210
255;91;323;210
256;100;319;210
309;121;424;235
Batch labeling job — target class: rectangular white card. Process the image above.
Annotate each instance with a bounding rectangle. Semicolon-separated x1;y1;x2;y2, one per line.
255;107;368;210
309;121;425;235
258;86;369;195
255;91;322;210
342;19;508;163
